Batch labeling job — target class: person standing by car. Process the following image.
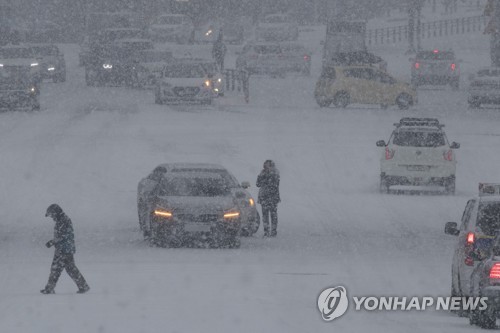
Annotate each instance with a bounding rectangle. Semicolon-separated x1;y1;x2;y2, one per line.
256;160;281;237
40;204;90;294
212;32;227;71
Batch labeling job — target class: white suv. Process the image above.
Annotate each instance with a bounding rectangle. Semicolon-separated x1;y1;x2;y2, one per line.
376;118;459;193
445;184;500;307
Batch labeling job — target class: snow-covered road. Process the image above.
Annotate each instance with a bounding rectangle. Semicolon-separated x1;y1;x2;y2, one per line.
0;27;498;332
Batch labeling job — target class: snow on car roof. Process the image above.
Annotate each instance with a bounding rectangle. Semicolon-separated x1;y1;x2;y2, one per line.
157;163;227;172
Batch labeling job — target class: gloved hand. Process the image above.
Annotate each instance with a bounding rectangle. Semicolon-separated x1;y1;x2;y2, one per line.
45;240;54;248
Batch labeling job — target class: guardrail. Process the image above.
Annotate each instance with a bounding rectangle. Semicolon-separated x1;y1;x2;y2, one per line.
367;15;486;46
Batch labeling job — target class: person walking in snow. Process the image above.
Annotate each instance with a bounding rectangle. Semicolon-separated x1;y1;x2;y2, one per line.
212;32;227;71
41;204;90;294
256;160;281;237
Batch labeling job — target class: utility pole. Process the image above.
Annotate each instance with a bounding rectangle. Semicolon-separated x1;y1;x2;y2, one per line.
484;0;500;66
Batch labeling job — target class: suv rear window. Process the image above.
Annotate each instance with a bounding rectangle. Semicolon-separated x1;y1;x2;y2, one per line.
477;202;500;236
392;130;446;147
416;51;455;60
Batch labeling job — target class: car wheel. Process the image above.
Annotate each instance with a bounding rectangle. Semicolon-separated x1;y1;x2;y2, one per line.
379;175;389;193
476;305;497;329
315;94;332;108
334;91;350;108
240;228;251;237
396;93;412;110
227;237;241;249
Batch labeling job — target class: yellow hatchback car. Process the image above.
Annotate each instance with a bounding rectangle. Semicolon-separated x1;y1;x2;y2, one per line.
314;65;417;109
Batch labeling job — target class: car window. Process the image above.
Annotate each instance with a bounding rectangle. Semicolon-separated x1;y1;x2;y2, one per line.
374;71;396;84
416;51;455;60
461;200;476;230
477;202;500;236
343;68;374;80
160;176;231;197
392;130;446;147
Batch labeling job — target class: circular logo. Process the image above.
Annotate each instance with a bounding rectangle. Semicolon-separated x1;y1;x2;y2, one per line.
317;286;349;321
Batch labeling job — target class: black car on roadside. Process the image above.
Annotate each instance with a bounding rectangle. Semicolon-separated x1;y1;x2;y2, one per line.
0;66;40;111
85;45;139;87
30;44;66;83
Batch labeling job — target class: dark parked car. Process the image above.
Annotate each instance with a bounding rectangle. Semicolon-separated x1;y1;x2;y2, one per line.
137;163;260;247
410;49;460;89
85;45;139;87
30;44;66;83
0;66;40;111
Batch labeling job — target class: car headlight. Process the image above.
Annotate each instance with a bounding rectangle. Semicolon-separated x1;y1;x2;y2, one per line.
204;80;211;87
29;86;36;93
102;64;113;69
30;62;38;67
0;64;3;67
217;78;222;83
223;210;240;220
47;67;55;71
154;208;173;218
249;198;255;207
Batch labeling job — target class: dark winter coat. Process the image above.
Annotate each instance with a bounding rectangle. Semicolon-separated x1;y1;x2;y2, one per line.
256;167;281;206
52;212;76;254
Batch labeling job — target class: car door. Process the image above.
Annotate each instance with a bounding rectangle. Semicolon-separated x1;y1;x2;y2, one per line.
372;70;398;104
342;68;375;104
457;200;477;294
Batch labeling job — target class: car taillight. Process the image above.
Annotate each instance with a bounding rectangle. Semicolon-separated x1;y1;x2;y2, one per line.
304;55;309;61
450;63;456;71
385;147;395;160
490;263;500;279
464;232;475;266
443;150;453;161
414;62;420;69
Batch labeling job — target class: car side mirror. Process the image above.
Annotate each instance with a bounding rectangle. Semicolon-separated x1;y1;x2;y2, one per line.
444;222;460;236
450;142;460;149
376;140;386;147
241;181;250;189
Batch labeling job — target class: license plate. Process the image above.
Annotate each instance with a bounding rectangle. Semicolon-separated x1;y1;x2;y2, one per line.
407;165;429;171
184;223;211;233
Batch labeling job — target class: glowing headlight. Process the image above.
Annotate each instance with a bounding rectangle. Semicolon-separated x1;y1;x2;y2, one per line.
214;88;219;92
47;67;55;71
223;211;240;219
0;64;3;67
249;198;254;207
102;64;113;69
30;63;38;67
217;78;222;83
30;87;36;93
205;29;213;36
204;80;211;87
154;209;173;218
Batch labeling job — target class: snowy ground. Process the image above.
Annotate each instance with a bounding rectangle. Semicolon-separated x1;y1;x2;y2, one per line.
0;24;498;333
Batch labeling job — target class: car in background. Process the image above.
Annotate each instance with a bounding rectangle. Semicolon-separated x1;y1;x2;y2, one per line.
468;67;500;108
0;66;40;111
134;49;173;88
236;42;311;76
30;44;66;82
410;49;460;89
377;118;459;194
154;61;214;105
137;163;260;247
256;14;298;41
148;14;194;44
85;45;139;87
0;45;40;81
445;183;500;321
314;65;416;109
469;234;500;328
194;22;220;44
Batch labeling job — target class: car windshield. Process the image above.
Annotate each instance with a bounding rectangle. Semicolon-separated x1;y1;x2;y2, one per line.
160;175;231;197
163;64;205;78
263;16;287;23
477;202;500;236
416;51;455;60
392;130;446;147
30;46;58;56
156;16;183;25
0;68;31;88
0;48;33;59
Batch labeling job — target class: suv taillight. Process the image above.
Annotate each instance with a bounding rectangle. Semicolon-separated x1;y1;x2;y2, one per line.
385;147;395;160
467;232;475;244
414;62;420;69
450;63;456;71
490;263;500;279
443;150;453;161
464;232;475;266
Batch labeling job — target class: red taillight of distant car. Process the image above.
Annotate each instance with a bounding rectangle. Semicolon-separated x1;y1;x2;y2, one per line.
467;232;475;244
414;62;420;69
490;263;500;279
385;147;395;160
451;63;456;71
464;232;475;266
443;150;453;161
304;55;309;61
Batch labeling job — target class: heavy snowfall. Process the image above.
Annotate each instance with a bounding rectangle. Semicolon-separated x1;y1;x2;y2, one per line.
0;0;499;332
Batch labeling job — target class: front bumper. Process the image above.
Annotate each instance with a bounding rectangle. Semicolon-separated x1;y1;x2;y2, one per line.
151;218;240;240
156;86;213;103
